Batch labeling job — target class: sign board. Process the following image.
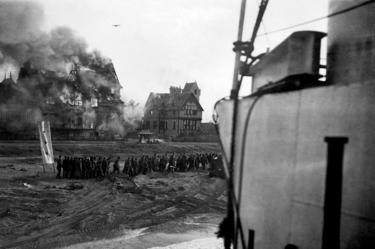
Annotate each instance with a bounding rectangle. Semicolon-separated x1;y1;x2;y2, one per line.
38;121;54;165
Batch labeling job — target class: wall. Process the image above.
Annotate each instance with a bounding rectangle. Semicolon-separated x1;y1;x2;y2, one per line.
216;82;375;249
327;0;375;85
249;31;325;92
143;104;202;137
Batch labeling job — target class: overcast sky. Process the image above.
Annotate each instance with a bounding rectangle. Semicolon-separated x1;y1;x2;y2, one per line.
36;0;327;121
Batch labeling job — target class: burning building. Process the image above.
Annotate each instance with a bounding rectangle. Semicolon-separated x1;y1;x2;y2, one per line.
0;1;128;140
0;61;125;140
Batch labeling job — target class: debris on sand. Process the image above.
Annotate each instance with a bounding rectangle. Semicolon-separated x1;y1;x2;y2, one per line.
43;182;84;190
194;193;207;200
112;177;138;193
0;208;11;218
23;182;33;188
0;164;14;169
63;182;84;190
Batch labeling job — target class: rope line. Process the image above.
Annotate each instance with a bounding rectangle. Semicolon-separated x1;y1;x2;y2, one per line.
258;0;375;37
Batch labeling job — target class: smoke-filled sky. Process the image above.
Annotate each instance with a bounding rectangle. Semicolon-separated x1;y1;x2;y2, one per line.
1;0;327;121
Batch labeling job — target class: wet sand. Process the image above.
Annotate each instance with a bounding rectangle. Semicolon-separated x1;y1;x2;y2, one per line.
0;153;226;249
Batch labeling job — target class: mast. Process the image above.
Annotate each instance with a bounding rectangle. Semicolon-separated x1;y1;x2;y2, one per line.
231;0;248;98
227;1;248;248
228;1;269;248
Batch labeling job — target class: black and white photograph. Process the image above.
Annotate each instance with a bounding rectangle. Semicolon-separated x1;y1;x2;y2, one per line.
0;0;374;248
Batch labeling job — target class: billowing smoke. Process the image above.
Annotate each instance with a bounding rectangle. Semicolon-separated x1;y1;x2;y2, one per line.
0;1;91;75
82;101;96;129
0;0;142;137
0;1;43;43
98;101;144;136
122;100;143;131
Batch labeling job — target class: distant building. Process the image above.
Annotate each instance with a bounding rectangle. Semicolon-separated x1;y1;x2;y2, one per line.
143;82;203;137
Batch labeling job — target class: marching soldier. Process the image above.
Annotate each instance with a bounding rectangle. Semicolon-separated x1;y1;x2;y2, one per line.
56;155;62;179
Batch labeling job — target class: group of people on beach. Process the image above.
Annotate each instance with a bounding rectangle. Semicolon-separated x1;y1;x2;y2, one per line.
55;153;221;179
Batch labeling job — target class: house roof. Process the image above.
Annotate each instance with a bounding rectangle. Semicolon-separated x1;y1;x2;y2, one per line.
179;93;203;111
182;81;198;93
146;91;203;111
0;76;22;103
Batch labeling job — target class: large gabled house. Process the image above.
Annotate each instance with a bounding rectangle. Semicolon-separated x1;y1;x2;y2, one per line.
143;82;203;137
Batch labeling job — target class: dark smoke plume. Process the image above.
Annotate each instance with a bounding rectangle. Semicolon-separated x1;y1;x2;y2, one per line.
0;0;142;136
0;1;99;75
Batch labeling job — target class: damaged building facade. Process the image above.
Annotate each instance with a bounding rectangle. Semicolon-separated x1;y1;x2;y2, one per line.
143;82;203;137
0;61;125;140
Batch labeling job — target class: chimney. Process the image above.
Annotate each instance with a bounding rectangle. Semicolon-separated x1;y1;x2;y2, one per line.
169;86;181;96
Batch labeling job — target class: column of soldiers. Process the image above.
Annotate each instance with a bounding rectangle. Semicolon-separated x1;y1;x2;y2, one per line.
56;153;220;179
55;156;111;179
122;153;220;177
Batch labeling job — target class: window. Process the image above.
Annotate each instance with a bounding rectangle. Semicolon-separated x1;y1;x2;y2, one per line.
183;119;196;130
91;98;98;107
72;93;83;106
184;102;197;116
78;117;83;127
153;121;157;129
173;121;176;130
46;97;55;105
159;121;168;130
0;109;6;122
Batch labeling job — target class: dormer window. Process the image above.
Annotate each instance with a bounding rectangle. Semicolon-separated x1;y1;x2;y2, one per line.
46;97;55;105
185;103;197;115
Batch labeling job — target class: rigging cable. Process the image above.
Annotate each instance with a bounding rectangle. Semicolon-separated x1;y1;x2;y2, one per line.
257;0;375;37
227;0;252;248
230;1;269;248
236;95;262;212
